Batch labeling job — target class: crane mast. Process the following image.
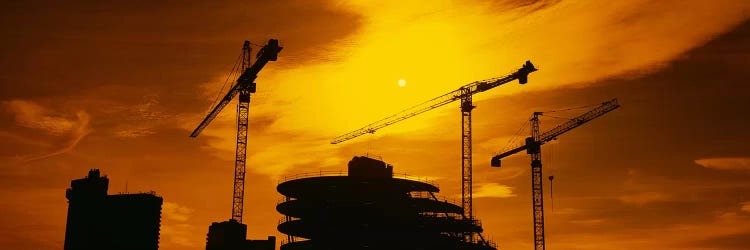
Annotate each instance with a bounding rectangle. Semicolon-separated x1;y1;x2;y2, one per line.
190;39;282;223
491;98;620;250
529;112;544;250
331;61;537;223
460;89;474;221
232;42;252;223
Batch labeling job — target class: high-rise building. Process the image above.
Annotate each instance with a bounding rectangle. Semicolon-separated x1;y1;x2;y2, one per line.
276;156;497;250
64;169;163;250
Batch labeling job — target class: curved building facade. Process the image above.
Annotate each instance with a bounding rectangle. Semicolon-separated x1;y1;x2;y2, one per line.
277;156;496;250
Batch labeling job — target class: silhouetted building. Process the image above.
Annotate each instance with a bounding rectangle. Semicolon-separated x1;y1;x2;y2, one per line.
64;169;163;250
205;220;275;250
276;156;497;250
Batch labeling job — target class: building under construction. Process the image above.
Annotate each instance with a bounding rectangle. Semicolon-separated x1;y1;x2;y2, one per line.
276;156;497;250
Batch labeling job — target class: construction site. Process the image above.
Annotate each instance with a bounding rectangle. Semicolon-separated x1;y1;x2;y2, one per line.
62;38;619;250
3;2;740;250
180;38;620;250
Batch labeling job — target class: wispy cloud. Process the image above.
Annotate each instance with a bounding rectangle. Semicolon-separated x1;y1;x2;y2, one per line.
474;183;516;198
695;157;750;170
160;202;199;248
22;112;91;162
112;94;173;138
741;201;750;213
162;202;195;222
4;100;78;135
619;191;670;206
114;127;157;138
3;100;92;162
569;218;606;225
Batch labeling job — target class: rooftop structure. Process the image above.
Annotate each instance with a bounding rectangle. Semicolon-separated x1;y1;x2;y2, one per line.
276;156;497;250
205;220;275;250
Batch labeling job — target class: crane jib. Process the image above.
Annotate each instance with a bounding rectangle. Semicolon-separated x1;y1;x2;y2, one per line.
330;60;537;144
490;98;620;167
190;39;283;138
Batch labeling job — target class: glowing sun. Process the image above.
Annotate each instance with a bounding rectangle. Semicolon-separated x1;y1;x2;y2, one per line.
398;79;406;87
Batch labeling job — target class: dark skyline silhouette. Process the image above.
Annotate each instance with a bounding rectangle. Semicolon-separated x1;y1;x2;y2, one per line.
64;170;162;250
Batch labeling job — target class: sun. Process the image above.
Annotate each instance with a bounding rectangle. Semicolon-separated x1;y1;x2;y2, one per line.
398;79;406;87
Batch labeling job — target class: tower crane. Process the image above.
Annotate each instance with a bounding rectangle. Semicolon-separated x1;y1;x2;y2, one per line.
331;61;537;221
190;39;282;223
490;98;620;250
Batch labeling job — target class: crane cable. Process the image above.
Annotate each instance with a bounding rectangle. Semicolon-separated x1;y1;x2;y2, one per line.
205;52;243;115
547;142;555;249
499;119;530;153
548;142;554;214
539;101;608;122
204;40;267;115
247;41;265;48
540;114;572;120
540;102;601;113
500;101;596;154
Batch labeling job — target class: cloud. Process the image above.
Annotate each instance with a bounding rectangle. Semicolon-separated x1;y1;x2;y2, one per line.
695;157;750;170
160;222;199;248
114;127;157;138
0;2;747;250
741;202;750;213
0;130;50;148
497;0;562;13
190;109;346;179
179;0;750;184
131;94;167;120
474;183;516;198
112;94;173;138
619;191;670;206
3;100;92;162
569;218;606;225
689;232;750;250
162;202;194;222
160;202;199;248
4;100;77;135
22;111;91;162
233;0;750;144
247;137;347;179
716;211;743;223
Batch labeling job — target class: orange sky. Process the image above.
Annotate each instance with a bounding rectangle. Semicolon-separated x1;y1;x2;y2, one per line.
1;1;750;249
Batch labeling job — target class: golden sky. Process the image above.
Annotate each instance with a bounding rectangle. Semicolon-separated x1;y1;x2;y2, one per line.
1;0;750;249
